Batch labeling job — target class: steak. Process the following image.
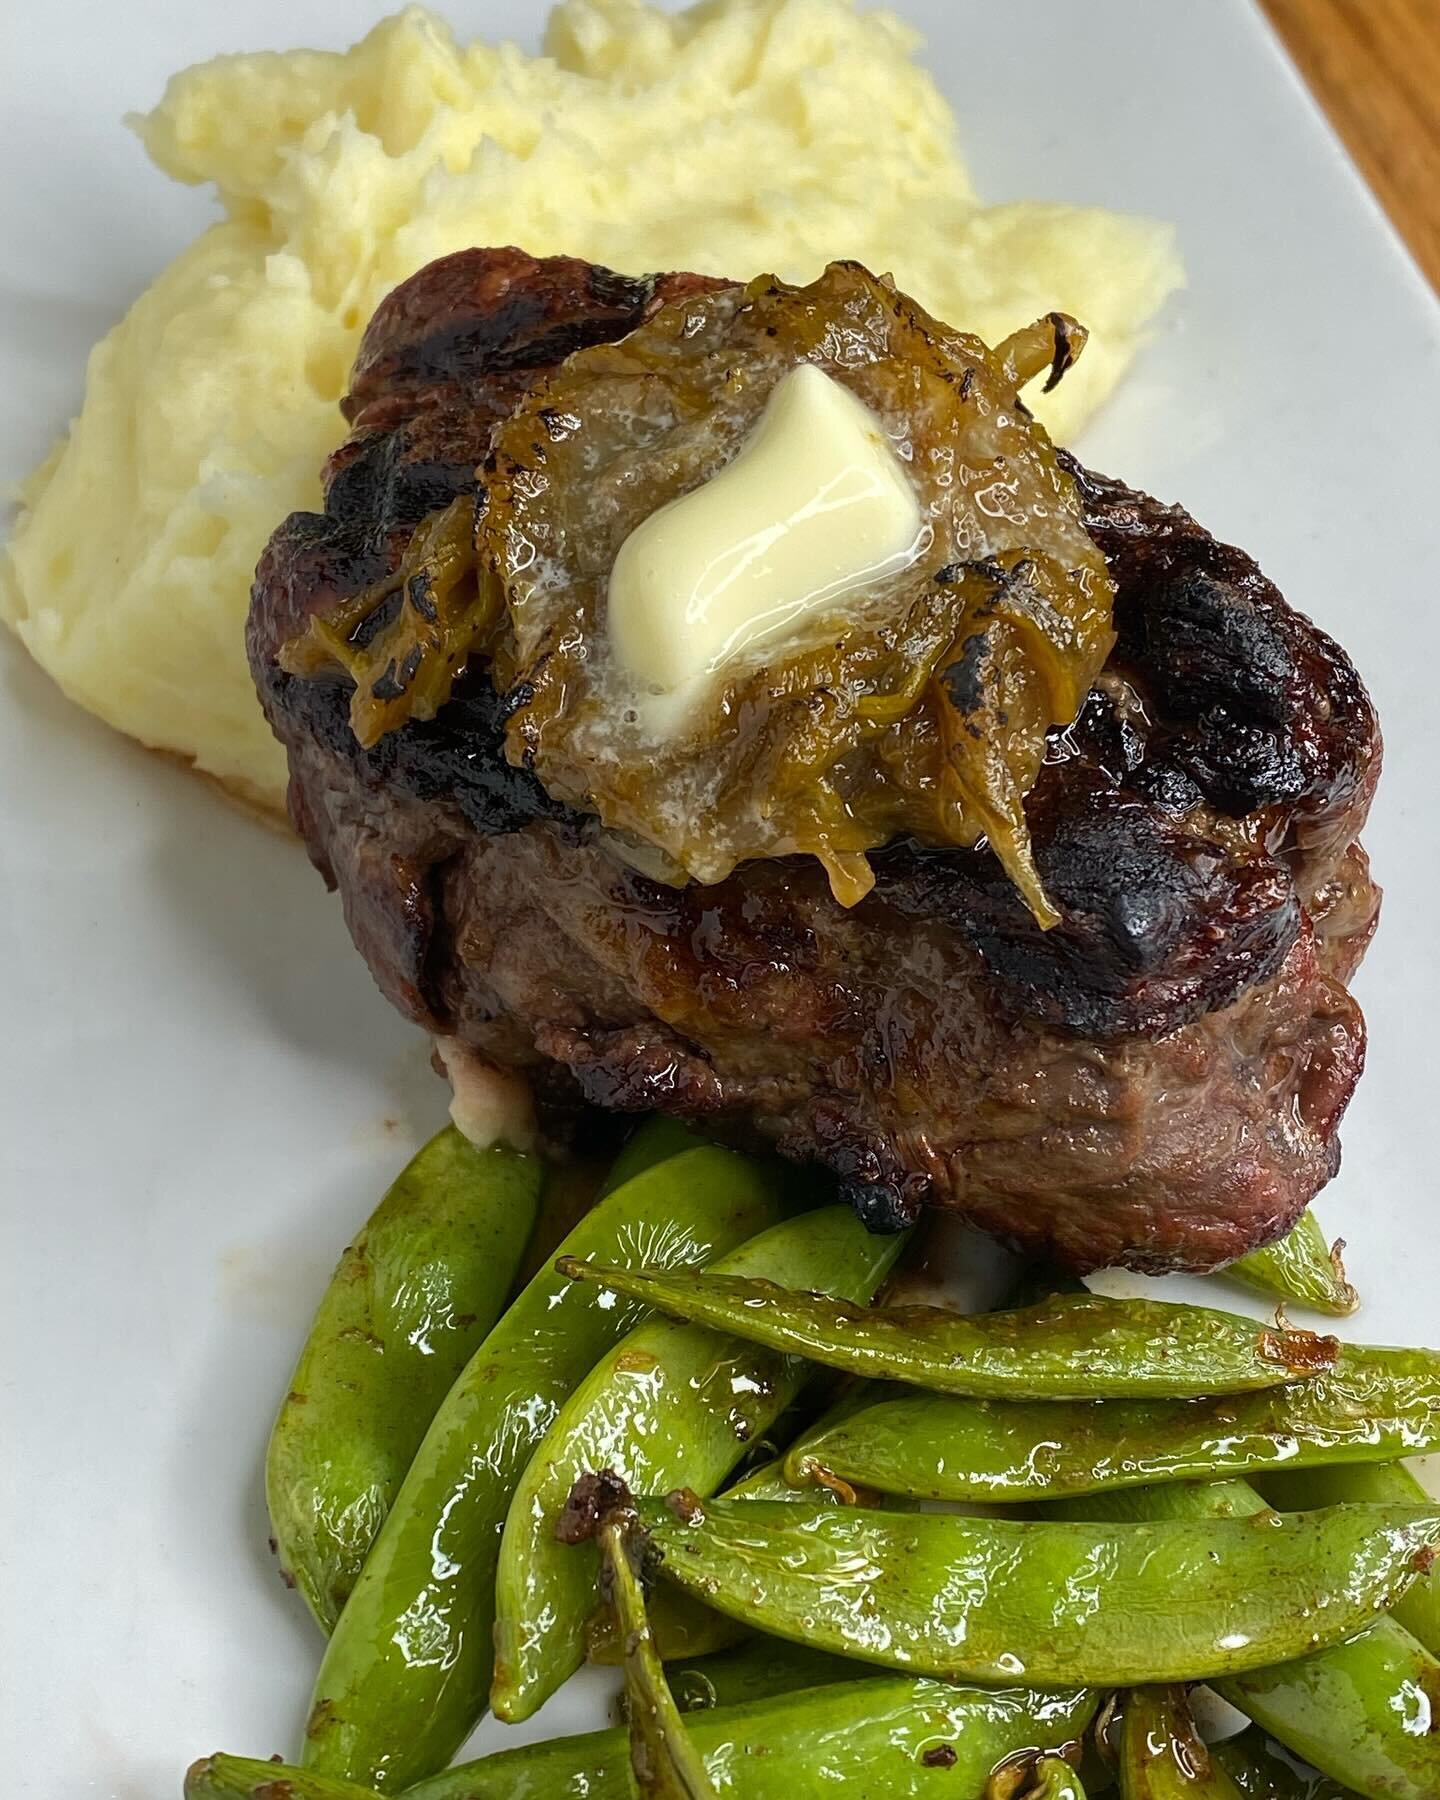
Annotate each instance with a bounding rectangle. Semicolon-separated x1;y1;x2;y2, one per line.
248;248;1380;1273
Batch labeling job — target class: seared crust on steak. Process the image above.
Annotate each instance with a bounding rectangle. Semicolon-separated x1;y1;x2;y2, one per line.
248;248;1380;1272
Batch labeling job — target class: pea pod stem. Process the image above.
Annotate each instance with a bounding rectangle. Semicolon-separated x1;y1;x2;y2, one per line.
593;1506;718;1799
988;1753;1089;1799
1043;1480;1440;1800
266;1128;542;1632
588;1402;888;1669
400;1680;1099;1800
629;1494;1440;1687
1221;1211;1358;1317
301;1144;786;1792
1254;1461;1440;1657
555;1261;1339;1399
784;1345;1440;1502
491;1207;909;1724
1116;1687;1242;1797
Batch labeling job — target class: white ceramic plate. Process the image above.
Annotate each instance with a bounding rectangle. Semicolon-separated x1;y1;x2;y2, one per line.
3;2;1439;1792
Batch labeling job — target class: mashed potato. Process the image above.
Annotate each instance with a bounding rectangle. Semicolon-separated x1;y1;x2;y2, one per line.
1;0;1182;814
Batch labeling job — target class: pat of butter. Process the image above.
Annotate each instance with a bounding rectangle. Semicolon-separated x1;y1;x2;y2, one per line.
608;365;921;699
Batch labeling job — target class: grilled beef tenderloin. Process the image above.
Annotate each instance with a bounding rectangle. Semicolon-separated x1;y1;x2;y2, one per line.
249;248;1379;1273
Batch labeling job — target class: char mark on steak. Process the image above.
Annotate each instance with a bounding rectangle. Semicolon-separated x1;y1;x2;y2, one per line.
248;247;1380;1274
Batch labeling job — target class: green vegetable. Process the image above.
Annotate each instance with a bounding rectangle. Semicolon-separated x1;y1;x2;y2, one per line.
512;1155;609;1288
988;1754;1089;1799
265;1128;542;1631
1116;1687;1242;1797
592;1505;718;1798
629;1494;1440;1686
784;1345;1440;1502
587;1416;884;1670
1254;1462;1440;1656
556;1261;1340;1399
1210;1727;1357;1798
400;1681;1099;1799
302;1144;785;1791
184;1756;376;1799
602;1117;709;1193
1222;1212;1357;1316
656;1637;864;1714
491;1207;910;1723
518;1119;713;1290
1046;1481;1440;1800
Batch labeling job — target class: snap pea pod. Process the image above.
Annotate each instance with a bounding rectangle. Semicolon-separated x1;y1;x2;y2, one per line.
657;1637;865;1715
556;1262;1339;1399
185;1756;376;1799
401;1680;1099;1800
491;1206;909;1723
587;1458;793;1669
1116;1687;1242;1797
1221;1211;1357;1317
1044;1481;1440;1800
266;1128;542;1631
783;1344;1440;1502
1254;1462;1440;1656
302;1144;785;1792
989;1754;1089;1799
629;1495;1440;1687
588;1402;890;1670
512;1153;609;1288
602;1117;709;1193
595;1512;718;1798
1211;1728;1357;1799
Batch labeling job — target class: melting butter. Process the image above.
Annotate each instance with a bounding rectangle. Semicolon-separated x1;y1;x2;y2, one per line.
608;365;922;707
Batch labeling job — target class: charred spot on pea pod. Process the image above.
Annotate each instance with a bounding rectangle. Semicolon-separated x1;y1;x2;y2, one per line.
557;1468;636;1545
1257;1323;1340;1373
667;1487;707;1525
921;1742;958;1768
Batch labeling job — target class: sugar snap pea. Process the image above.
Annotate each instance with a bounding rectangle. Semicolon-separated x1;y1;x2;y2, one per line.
1254;1461;1440;1656
586;1461;780;1670
556;1262;1339;1399
512;1153;609;1287
628;1494;1440;1686
988;1753;1089;1799
301;1144;784;1792
1221;1211;1357;1317
266;1128;542;1631
1116;1687;1242;1797
590;1502;718;1798
656;1636;864;1714
490;1205;909;1723
1211;1727;1357;1798
587;1405;890;1670
400;1680;1099;1800
1045;1481;1440;1800
603;1117;709;1193
783;1343;1440;1503
184;1756;376;1799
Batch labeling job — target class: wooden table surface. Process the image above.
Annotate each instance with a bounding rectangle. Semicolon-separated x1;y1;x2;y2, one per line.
1260;0;1440;291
